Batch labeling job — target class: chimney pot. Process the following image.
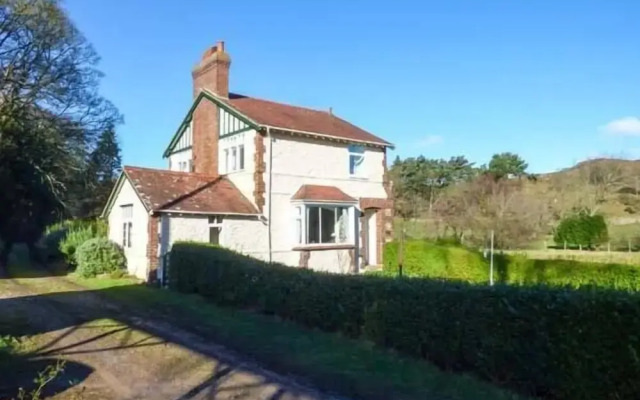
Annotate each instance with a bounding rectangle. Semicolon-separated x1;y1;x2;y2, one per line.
217;41;225;53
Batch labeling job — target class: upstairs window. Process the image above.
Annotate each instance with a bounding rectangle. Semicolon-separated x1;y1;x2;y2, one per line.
223;145;245;173
348;145;365;177
238;145;245;170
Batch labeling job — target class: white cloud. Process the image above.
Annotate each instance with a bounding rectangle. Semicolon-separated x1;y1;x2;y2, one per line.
601;117;640;136
417;135;443;147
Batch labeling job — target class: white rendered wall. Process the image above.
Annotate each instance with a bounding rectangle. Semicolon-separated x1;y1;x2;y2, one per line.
264;134;388;273
107;179;149;280
168;149;192;172
160;214;267;256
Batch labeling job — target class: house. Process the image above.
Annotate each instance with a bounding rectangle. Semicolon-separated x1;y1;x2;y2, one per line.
102;41;394;281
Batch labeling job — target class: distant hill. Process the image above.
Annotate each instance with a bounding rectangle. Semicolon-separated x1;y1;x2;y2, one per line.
532;158;640;222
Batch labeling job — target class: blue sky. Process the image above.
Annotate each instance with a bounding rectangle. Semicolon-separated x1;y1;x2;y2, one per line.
63;0;640;173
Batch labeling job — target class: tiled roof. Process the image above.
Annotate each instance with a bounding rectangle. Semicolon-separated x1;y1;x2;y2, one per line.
123;166;259;215
291;185;357;203
223;93;392;147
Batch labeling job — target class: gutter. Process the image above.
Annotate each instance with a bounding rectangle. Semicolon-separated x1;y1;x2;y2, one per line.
267;127;273;263
262;124;394;149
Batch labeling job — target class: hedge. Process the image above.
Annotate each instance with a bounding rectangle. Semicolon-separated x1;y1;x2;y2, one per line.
169;241;640;399
383;241;487;282
383;240;640;291
169;242;385;337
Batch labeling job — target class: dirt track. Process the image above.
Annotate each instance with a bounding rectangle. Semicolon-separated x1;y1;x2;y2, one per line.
0;275;343;400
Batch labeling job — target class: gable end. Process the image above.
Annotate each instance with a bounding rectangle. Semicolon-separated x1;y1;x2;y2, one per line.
163;90;259;158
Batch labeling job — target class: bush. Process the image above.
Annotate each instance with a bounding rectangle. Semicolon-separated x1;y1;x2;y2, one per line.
75;238;125;278
169;242;640;399
45;219;107;264
554;212;608;249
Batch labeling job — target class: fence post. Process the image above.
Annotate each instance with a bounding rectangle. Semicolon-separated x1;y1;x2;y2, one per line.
629;239;632;253
608;242;611;253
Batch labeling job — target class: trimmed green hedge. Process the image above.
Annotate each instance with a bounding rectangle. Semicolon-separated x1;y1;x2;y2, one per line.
169;242;384;337
498;253;640;291
383;241;488;282
169;242;640;399
383;240;640;291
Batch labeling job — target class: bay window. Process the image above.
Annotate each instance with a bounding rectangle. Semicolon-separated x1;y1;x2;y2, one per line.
294;204;352;245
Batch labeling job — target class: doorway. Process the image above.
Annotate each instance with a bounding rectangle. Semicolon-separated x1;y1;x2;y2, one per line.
363;210;377;266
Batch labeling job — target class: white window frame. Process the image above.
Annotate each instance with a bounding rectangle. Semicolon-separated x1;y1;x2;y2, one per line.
238;144;245;171
222;144;245;174
293;203;354;246
121;204;133;248
348;145;365;177
208;216;223;245
231;147;237;171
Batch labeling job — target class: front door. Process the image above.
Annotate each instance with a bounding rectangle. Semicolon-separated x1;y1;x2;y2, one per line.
364;210;377;266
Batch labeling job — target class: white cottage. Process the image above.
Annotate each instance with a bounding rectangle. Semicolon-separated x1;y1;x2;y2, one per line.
103;41;394;281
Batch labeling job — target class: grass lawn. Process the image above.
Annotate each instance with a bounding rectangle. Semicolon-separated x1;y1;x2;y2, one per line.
68;274;528;400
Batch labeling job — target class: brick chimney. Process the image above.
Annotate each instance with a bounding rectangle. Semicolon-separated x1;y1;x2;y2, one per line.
191;41;231;175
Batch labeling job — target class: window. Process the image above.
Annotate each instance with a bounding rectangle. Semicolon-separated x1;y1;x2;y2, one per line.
222;145;245;173
188;159;193;172
294;206;302;244
297;205;350;245
348;145;365;176
121;204;133;248
208;216;223;245
232;147;237;171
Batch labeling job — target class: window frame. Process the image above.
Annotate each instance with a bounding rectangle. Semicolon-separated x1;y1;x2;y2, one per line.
120;204;133;248
293;202;354;247
238;144;245;170
348;145;366;178
208;215;223;245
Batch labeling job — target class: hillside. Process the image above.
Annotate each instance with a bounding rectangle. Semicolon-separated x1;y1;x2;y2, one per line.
533;158;640;221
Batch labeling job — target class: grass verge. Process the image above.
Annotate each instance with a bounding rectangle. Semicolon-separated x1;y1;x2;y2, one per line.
69;275;528;400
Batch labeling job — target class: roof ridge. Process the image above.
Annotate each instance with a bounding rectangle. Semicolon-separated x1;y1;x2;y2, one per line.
230;92;331;115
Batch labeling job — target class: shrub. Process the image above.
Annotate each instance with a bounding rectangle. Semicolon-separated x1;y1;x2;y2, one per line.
169;241;640;399
47;219;107;264
75;238;125;278
554;212;608;249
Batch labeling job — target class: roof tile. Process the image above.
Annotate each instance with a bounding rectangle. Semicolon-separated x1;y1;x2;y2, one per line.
292;185;356;203
123;166;259;215
222;93;391;146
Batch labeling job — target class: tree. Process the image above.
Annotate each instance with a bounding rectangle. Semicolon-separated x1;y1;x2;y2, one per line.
554;212;608;249
0;0;120;274
80;125;122;217
487;152;529;180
